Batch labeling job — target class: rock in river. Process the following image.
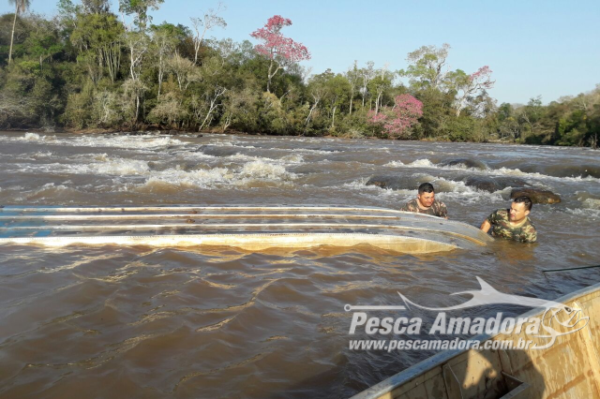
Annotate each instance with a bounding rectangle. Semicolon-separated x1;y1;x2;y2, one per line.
511;188;562;204
439;158;488;170
366;176;406;190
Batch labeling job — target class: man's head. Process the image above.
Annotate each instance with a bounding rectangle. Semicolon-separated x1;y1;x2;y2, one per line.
510;196;533;222
417;183;435;208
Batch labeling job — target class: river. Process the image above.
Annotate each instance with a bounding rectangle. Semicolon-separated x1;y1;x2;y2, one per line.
0;131;599;398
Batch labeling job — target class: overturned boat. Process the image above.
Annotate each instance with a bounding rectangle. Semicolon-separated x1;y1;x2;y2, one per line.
350;283;599;399
0;205;491;253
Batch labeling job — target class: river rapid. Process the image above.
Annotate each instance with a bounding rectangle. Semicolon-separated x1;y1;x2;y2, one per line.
0;131;599;398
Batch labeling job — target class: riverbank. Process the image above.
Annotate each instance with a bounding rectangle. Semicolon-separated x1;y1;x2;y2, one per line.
0;126;528;146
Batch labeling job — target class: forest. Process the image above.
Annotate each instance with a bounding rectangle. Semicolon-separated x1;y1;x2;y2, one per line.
1;0;598;147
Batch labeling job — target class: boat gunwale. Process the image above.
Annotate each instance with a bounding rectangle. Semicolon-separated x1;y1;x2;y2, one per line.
349;281;600;399
0;205;442;219
0;232;461;253
0;222;491;246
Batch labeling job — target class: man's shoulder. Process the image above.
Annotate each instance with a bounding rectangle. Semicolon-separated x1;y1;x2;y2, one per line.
432;200;448;217
522;217;537;231
492;208;509;219
401;199;419;210
519;218;537;242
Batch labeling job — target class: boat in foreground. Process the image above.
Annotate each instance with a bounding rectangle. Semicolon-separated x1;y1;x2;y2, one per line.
0;205;491;253
351;282;600;399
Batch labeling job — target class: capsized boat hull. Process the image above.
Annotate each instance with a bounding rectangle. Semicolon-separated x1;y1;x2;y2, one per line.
0;205;492;253
351;283;600;399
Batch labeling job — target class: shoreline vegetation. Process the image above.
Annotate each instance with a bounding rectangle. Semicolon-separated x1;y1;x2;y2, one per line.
0;1;598;147
0;127;528;145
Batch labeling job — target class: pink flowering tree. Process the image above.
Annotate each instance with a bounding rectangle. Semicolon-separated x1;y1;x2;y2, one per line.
369;94;423;138
448;65;495;117
250;15;311;92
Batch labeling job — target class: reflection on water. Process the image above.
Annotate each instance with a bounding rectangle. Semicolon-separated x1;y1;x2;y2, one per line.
0;132;599;398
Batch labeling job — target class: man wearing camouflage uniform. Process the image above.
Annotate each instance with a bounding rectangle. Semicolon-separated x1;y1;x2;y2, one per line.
480;196;537;243
400;182;448;219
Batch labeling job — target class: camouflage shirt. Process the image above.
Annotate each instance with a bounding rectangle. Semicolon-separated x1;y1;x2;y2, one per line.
400;199;448;218
486;209;537;243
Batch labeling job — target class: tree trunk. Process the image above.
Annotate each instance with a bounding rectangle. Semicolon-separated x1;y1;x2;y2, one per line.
267;59;274;93
8;8;18;64
375;92;382;115
331;105;337;129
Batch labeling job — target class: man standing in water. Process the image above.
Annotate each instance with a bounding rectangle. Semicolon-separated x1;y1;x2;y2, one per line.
400;183;448;218
480;196;537;243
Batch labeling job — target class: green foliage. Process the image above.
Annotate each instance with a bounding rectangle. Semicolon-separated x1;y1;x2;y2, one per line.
0;10;597;147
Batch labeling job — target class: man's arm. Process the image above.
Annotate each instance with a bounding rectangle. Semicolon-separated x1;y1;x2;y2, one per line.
520;224;537;243
480;220;492;233
400;200;414;212
438;202;449;219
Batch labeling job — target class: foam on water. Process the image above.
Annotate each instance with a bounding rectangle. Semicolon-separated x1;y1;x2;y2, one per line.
141;168;232;188
24;132;43;141
94;158;151;176
31;151;53;158
0;132;183;150
239;160;296;180
405;159;436;168
346;174;507;204
22;182;83;202
581;197;600;210
210;140;257;149
396;158;600;182
383;161;404;167
281;154;304;164
298;148;341;155
123;159;298;191
0;132;50;143
565;207;600;220
34;158;151;177
342;178;381;192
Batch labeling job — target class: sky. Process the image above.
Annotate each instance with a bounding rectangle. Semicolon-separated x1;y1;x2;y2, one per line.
1;0;598;105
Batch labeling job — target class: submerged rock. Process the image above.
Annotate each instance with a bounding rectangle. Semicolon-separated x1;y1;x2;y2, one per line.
439;158;487;170
463;176;528;193
195;145;240;157
511;188;561;204
366;176;406;190
519;164;600;179
464;176;501;192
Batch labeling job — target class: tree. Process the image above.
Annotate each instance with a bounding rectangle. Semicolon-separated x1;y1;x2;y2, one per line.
358;61;375;108
81;0;110;14
368;65;393;115
8;0;31;64
369;94;423;138
447;66;495;117
118;0;164;30
23;17;63;71
399;43;450;91
326;74;351;129
150;23;185;97
250;15;310;93
345;60;361;116
166;52;197;92
70;12;125;84
190;2;226;65
122;30;149;122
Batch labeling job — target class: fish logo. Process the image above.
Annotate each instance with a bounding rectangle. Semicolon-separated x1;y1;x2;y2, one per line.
398;277;567;311
345;277;589;350
397;277;588;350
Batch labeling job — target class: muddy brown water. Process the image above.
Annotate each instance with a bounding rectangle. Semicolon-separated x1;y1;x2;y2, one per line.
0;132;599;398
